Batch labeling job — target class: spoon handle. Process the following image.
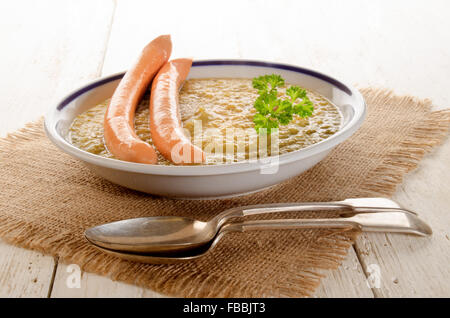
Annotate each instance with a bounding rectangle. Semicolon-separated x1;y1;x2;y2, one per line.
214;197;417;228
222;211;431;236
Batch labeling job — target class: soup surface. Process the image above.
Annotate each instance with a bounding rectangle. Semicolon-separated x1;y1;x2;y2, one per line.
69;78;342;165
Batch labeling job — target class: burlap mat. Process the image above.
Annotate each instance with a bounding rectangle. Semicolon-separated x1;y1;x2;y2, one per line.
0;88;449;297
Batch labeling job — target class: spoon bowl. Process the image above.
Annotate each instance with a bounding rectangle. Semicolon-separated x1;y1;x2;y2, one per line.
85;216;217;253
88;227;229;264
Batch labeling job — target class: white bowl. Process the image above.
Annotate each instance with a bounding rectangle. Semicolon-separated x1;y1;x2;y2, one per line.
44;60;366;199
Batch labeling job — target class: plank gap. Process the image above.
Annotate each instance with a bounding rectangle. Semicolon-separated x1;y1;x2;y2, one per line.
46;256;59;298
353;242;381;298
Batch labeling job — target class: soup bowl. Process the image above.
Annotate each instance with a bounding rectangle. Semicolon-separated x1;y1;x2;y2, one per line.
44;60;366;199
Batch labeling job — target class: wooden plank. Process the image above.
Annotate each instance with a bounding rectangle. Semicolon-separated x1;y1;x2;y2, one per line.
50;248;372;298
0;0;115;297
50;263;166;298
354;137;450;297
314;247;374;298
0;0;115;136
0;241;56;298
235;0;450;107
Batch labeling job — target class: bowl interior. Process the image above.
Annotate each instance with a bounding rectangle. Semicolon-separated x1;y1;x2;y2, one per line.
47;60;364;173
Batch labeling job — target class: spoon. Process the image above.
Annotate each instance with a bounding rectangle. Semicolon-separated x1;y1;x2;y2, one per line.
85;197;421;255
86;210;432;264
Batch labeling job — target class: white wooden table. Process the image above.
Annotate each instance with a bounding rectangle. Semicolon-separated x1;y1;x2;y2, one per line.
0;0;449;298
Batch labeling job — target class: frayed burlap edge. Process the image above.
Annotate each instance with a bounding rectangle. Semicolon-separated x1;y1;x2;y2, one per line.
0;120;359;297
358;88;450;196
0;88;449;297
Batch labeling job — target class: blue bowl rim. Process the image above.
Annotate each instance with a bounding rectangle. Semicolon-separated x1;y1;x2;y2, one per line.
57;60;352;111
46;59;365;176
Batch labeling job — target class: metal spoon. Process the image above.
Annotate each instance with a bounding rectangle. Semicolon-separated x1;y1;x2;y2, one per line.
86;210;432;264
85;198;422;255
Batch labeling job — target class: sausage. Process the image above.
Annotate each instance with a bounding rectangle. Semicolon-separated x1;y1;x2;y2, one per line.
150;58;206;164
104;35;172;164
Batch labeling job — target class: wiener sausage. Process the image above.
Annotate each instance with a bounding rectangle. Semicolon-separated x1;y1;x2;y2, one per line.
104;35;172;164
150;58;206;164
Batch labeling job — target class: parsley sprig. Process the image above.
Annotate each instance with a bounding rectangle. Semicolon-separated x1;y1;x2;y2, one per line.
252;74;314;133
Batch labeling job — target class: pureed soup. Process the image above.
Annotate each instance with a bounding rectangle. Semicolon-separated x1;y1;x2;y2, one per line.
69;78;342;165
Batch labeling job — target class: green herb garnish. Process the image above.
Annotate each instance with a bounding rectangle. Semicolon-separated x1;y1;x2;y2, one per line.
252;74;314;133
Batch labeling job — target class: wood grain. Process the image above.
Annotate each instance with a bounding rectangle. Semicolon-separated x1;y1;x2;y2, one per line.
0;0;115;297
314;247;374;298
0;0;449;297
0;242;55;298
50;263;166;298
355;137;450;297
0;0;115;136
